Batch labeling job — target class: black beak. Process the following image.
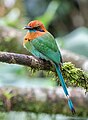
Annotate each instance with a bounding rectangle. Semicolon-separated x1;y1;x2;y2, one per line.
23;26;32;30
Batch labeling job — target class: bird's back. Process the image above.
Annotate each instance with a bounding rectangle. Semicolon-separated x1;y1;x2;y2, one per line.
31;32;62;64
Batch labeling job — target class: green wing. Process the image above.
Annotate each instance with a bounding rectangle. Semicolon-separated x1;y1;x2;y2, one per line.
31;32;62;64
24;41;49;60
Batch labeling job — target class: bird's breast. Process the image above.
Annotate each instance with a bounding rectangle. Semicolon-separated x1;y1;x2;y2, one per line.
23;31;46;46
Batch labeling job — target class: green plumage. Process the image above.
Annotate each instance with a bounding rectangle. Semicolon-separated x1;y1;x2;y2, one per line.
24;32;62;64
24;29;75;113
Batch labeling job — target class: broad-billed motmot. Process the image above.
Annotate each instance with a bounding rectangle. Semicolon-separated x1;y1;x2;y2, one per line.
23;20;75;114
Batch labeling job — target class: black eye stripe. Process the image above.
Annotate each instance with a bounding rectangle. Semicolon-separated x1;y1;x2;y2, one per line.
33;26;45;32
33;26;40;30
34;26;40;29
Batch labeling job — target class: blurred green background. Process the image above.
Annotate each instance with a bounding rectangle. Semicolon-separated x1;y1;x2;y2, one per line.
0;0;88;120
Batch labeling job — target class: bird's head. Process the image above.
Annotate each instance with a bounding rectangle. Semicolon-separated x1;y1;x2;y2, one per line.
23;20;47;45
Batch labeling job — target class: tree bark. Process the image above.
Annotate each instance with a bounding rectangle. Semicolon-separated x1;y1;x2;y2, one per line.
0;52;53;71
0;51;88;91
0;87;87;116
0;51;88;71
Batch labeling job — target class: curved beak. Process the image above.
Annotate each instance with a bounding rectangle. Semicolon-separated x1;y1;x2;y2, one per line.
23;26;32;30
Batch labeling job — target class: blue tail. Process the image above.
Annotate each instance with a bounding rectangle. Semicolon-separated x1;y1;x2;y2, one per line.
54;63;75;114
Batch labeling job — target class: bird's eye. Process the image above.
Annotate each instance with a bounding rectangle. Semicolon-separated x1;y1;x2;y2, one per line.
34;26;40;30
34;26;44;32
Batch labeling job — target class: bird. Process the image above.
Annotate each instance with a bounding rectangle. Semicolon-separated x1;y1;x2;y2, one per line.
23;20;75;114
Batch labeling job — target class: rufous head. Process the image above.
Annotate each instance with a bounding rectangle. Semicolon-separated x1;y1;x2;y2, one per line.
23;20;47;45
24;20;47;32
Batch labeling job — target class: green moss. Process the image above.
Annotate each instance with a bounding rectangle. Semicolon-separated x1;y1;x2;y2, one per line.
3;91;14;100
61;62;88;91
28;61;88;91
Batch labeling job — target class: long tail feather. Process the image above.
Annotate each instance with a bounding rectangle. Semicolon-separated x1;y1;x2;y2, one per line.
54;63;75;114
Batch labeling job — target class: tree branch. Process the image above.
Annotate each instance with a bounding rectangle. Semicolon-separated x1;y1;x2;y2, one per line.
0;51;88;71
0;87;87;116
0;52;54;71
0;51;88;91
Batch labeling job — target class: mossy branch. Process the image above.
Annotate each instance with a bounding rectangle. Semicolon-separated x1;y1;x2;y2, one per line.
0;87;88;116
0;52;88;91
